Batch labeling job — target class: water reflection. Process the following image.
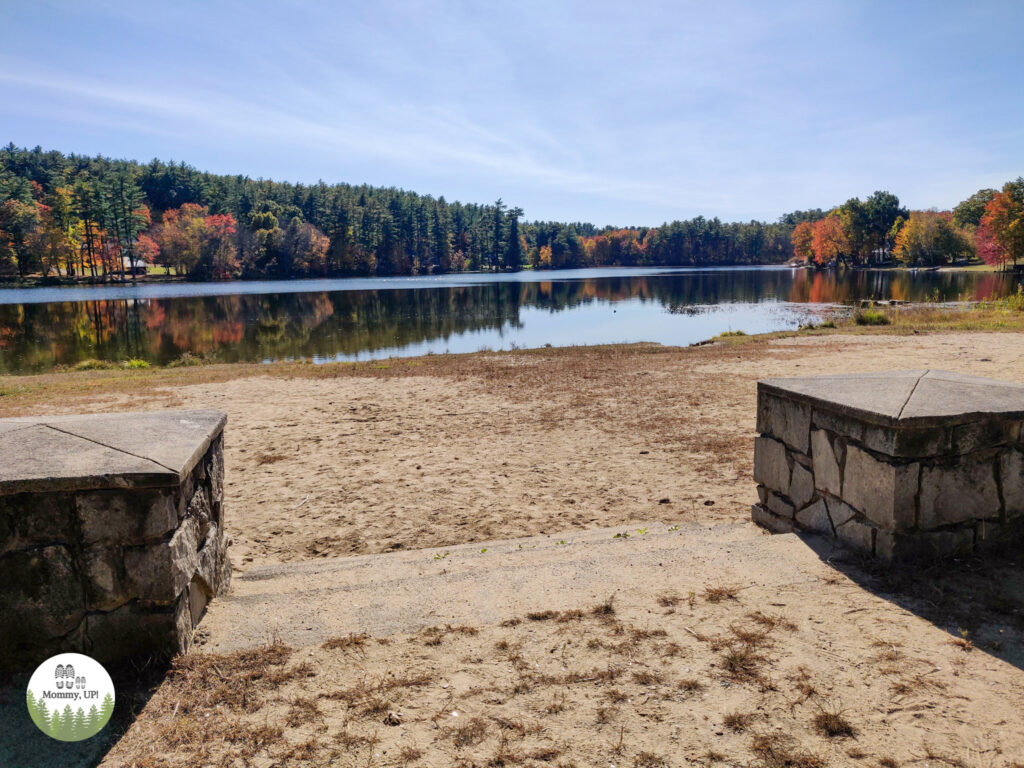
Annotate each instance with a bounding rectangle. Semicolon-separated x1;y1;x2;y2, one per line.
0;268;1017;374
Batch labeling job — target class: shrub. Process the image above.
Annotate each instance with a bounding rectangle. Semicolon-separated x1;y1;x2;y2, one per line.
122;358;150;369
854;308;890;326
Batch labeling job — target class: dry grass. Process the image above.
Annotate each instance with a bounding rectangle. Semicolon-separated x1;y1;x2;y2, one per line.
704;585;740;603
749;732;825;768
723;710;754;732
811;701;856;738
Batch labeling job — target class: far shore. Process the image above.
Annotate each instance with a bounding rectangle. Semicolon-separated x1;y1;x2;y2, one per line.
0;259;1016;290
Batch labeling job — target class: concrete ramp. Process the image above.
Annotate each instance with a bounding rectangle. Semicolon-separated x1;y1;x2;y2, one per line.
200;521;829;653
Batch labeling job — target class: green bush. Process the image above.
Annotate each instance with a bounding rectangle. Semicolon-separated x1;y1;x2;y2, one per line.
121;358;150;369
717;330;747;337
854;308;890;326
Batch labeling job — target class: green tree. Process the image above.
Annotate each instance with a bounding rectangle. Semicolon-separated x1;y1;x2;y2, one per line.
99;692;114;728
504;207;524;271
953;188;997;228
85;703;100;737
72;707;87;740
58;704;75;740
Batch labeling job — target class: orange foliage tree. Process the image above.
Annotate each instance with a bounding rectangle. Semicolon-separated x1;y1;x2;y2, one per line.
810;215;848;265
790;221;814;263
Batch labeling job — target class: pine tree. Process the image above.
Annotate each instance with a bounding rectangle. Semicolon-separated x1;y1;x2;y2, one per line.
72;706;86;740
59;704;75;740
85;704;100;738
47;707;61;739
98;692;114;730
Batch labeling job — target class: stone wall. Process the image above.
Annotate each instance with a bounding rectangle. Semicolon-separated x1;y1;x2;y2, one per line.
752;372;1024;561
0;416;229;669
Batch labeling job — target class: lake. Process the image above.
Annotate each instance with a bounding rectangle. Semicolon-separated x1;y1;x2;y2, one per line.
0;266;1017;374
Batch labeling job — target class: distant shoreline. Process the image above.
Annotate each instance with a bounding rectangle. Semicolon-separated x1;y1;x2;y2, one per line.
0;260;1012;292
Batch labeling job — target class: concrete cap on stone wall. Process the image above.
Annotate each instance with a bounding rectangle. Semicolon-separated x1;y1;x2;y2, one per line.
0;410;227;495
758;370;1024;428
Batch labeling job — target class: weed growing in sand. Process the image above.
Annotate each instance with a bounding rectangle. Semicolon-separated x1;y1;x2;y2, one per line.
433;551;450;560
724;711;754;731
448;716;489;747
704;585;739;603
749;732;824;768
812;700;856;738
322;633;368;652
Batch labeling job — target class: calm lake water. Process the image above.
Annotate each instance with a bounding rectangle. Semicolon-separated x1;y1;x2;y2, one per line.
0;266;1017;374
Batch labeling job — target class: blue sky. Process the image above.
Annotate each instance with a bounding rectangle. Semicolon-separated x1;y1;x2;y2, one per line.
2;1;1021;226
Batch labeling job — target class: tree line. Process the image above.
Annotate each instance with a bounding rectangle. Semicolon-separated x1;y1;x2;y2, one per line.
2;144;1021;282
790;181;1024;269
0;144;820;282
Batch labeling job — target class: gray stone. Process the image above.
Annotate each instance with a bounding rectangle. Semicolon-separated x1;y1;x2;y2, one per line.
193;524;222;595
753;436;790;495
919;461;1000;529
77;490;178;545
999;449;1024;518
751;504;795;534
187;486;213;540
756;485;768;504
824;497;857;528
81;545;129;612
208;436;225;506
766;491;795;519
835;519;875;555
0;492;76;555
757;393;811;453
124;517;202;602
951;419;1018;454
0;545;85;645
789;462;814;509
795;498;832;535
862;424;949;458
811;407;865;443
811;429;841;496
842;445;918;530
188;578;210;624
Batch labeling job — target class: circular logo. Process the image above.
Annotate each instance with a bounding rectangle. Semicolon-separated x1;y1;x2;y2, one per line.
26;653;115;742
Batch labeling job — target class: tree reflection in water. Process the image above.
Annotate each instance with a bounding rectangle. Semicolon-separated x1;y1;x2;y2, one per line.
0;268;1017;374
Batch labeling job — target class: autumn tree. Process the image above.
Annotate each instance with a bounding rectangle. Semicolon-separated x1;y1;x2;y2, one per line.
892;211;972;266
790;221;815;263
810;214;848;265
976;180;1024;269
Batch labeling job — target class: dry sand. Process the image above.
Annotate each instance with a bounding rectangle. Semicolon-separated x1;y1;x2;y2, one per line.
3;331;1024;767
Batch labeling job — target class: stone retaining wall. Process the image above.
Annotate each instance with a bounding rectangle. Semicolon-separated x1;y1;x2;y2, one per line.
0;411;230;669
752;371;1024;561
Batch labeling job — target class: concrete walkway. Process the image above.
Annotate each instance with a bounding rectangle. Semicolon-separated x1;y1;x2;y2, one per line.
200;521;832;653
